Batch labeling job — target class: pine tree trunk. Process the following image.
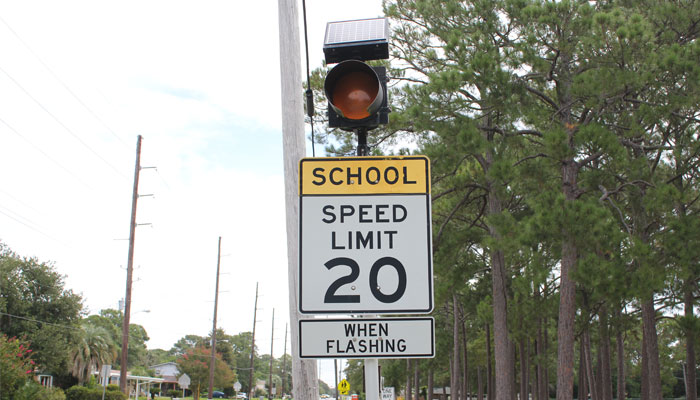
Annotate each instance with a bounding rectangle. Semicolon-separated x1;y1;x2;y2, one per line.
407;359;413;400
512;342;518;400
598;307;612;400
415;361;420;400
579;338;588;400
615;305;625;400
487;323;494;400
583;329;599;400
544;314;550;400
535;337;542;400
463;320;470;400
555;49;579;400
557;231;578;400
641;329;648;400
478;366;484;400
454;294;462;400
520;336;530;400
451;355;459;400
536;288;545;400
527;340;531;400
686;284;697;400
595;347;603;400
488;195;513;400
641;297;663;400
429;368;434;400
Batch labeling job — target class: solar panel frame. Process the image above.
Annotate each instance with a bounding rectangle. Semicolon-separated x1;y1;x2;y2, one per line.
324;18;387;45
323;18;390;64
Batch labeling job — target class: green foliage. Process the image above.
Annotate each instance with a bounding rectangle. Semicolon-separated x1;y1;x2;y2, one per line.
70;322;118;384
65;385;126;400
13;381;66;400
0;242;83;375
176;346;235;400
0;335;34;399
374;0;700;397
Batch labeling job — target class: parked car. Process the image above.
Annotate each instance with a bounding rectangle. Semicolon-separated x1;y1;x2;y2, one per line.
236;393;247;399
212;391;226;398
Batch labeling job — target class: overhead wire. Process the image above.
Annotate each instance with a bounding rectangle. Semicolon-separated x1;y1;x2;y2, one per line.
0;206;68;247
0;65;128;180
0;116;93;189
0;311;159;343
0;15;131;151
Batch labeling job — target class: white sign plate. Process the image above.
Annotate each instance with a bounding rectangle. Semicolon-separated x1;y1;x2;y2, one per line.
178;373;190;389
381;387;395;400
299;317;434;358
299;157;433;314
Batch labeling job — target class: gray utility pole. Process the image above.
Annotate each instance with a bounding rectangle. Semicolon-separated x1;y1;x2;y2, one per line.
268;308;275;400
120;134;142;394
208;236;222;399
277;0;318;400
248;283;259;399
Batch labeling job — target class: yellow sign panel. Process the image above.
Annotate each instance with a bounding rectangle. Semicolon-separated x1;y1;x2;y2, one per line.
338;378;350;395
299;156;430;196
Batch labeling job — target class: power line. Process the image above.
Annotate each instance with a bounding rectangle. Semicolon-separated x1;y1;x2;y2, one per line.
0;15;131;151
0;115;92;189
0;311;82;332
0;311;157;342
0;205;68;247
0;187;43;217
0;64;128;180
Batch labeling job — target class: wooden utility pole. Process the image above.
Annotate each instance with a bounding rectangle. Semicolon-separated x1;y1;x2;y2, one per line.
248;283;259;398
268;308;275;400
208;237;222;399
277;0;318;399
120;134;142;394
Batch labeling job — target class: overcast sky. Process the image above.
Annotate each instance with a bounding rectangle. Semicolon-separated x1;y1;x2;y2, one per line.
0;0;384;385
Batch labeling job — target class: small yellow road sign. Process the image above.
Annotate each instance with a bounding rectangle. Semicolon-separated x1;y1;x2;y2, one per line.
338;378;350;395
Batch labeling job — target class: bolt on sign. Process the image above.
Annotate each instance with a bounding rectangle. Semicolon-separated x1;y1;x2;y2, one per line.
298;156;433;314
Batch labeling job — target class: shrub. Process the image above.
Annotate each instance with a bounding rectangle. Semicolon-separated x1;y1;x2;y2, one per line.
106;384;121;392
13;381;66;400
103;390;126;400
65;385;126;400
65;386;90;400
0;335;34;399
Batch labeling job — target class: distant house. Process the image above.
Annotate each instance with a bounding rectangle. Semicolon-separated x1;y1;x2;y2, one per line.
103;369;164;397
151;362;180;394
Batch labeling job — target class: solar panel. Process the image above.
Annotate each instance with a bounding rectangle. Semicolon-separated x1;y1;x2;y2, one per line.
325;18;387;45
323;18;389;64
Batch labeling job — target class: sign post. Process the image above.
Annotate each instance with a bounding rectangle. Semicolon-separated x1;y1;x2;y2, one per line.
178;374;190;399
101;365;111;400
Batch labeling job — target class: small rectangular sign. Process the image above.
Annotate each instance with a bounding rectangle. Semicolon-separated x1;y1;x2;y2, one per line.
299;156;430;195
299;317;434;358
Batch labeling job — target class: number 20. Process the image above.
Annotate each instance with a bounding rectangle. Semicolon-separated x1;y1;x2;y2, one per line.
323;257;407;303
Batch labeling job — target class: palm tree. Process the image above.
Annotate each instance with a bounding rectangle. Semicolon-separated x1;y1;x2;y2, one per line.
71;323;118;383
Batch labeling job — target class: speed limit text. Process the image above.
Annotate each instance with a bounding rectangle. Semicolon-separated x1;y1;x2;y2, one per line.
322;204;406;250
